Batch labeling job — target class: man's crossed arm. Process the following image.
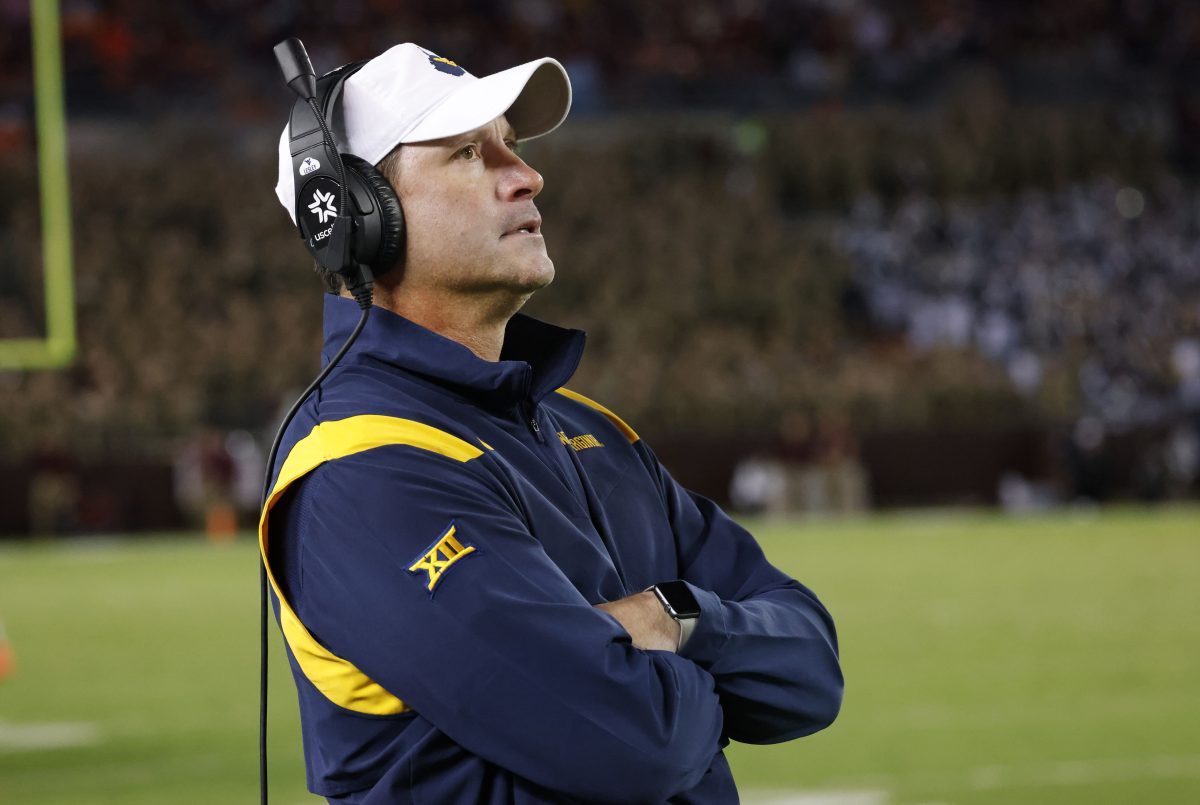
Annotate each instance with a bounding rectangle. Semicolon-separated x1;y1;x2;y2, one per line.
277;440;841;801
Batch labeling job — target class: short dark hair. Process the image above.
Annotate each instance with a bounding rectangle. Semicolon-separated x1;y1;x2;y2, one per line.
376;143;403;187
313;259;344;294
313;144;403;294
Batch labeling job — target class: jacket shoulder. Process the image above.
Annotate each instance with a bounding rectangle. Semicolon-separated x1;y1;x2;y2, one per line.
549;387;640;445
272;363;490;492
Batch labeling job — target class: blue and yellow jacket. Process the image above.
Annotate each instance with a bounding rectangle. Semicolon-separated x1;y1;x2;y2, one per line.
260;295;843;804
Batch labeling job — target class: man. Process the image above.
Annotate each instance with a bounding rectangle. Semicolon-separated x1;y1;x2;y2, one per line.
263;42;842;804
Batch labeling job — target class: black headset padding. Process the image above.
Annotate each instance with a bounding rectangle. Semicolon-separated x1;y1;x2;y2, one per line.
341;154;405;273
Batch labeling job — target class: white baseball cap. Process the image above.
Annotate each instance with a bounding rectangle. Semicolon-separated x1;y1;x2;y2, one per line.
275;43;572;221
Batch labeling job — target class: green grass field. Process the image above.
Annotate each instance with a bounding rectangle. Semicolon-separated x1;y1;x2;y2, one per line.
1;507;1197;804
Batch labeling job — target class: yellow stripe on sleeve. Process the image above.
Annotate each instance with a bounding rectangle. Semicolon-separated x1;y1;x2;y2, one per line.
258;415;483;715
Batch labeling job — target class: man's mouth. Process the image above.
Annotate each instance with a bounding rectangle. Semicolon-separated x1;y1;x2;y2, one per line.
502;217;542;237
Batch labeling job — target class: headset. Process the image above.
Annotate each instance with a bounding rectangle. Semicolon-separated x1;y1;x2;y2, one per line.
276;39;407;298
258;38;406;804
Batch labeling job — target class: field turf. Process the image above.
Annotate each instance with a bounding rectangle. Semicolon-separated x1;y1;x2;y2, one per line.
0;506;1197;804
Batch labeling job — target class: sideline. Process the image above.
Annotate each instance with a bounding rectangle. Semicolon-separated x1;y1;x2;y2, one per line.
743;791;888;805
0;720;101;752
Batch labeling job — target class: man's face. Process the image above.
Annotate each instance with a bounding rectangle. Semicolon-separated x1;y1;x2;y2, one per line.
386;115;553;298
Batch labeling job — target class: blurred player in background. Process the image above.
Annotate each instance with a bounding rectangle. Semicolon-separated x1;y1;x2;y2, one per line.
0;620;14;682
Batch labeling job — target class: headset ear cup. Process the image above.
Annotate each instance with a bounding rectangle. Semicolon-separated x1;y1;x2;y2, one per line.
341;154;405;275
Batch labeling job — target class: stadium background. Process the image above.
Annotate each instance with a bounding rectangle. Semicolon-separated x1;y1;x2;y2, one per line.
0;1;1198;803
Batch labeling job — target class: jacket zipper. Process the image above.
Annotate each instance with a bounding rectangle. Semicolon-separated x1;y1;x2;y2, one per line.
524;402;547;444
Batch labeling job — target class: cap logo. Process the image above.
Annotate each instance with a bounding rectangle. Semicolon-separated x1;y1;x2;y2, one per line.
299;156;320;176
308;188;337;224
428;54;465;76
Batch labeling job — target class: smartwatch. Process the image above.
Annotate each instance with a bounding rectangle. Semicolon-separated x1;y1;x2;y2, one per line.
647;580;701;651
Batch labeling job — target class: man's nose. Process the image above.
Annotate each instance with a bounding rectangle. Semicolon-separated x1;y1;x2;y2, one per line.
500;155;544;201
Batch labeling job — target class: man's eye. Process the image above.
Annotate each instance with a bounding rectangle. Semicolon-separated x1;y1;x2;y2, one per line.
506;140;522;155
459;145;478;160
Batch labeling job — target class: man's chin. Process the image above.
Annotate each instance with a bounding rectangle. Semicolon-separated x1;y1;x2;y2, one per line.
512;257;555;293
448;256;555;297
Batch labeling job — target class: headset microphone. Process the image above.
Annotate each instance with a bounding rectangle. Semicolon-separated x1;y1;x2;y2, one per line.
273;38;317;100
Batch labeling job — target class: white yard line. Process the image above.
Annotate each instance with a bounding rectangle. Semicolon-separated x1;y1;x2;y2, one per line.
857;697;1200;734
0;720;101;752
967;754;1200;789
807;752;1200;800
742;790;889;805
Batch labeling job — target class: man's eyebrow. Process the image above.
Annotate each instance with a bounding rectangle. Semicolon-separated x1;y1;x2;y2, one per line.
444;125;519;147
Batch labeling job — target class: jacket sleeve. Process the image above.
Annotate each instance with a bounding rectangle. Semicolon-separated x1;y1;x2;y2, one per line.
638;441;843;745
275;443;725;803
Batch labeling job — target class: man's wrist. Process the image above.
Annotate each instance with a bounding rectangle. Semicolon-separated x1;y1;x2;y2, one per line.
646;581;701;652
594;591;681;652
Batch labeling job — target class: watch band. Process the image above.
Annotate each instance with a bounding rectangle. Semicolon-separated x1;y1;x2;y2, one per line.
675;612;697;651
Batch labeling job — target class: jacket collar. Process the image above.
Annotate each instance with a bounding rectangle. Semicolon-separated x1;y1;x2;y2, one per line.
322;294;586;408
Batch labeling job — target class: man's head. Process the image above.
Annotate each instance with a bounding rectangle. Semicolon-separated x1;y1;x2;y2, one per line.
274;43;571;299
375;114;553;301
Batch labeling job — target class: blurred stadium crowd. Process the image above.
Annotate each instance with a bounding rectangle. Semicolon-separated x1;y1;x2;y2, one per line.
2;0;1200;118
839;179;1200;426
1;1;1198;533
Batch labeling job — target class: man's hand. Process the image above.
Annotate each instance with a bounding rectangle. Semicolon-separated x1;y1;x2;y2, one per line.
595;591;681;652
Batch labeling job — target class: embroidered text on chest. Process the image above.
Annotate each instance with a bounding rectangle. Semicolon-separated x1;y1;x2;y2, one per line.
558;431;604;452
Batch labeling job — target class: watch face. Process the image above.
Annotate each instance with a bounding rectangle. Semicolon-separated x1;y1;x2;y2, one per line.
657;580;701;619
